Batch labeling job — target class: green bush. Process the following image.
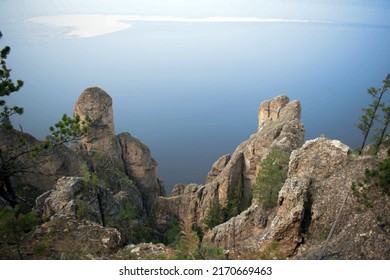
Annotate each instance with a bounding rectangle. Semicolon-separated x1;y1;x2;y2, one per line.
351;149;390;213
75;199;89;219
0;206;40;259
260;240;285;260
252;150;289;209
163;218;180;245
33;236;52;257
204;198;224;230
364;149;390;194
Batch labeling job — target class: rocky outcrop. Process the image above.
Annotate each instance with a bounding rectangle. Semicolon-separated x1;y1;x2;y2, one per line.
206;154;231;184
19;218;122;259
72;87;164;210
35;176;120;225
0;87;164;211
74;87;115;151
153;95;305;230
204;137;390;260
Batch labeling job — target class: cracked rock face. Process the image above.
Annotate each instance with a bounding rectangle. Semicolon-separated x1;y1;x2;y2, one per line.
74;87;115;150
258;94;301;131
73;87;164;210
205;137;390;260
19;219;122;259
153;94;305;232
35;176;121;224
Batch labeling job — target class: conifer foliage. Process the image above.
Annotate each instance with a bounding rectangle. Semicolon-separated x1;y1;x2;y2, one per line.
357;74;390;154
0;34;90;208
0;33;24;129
252;150;289;209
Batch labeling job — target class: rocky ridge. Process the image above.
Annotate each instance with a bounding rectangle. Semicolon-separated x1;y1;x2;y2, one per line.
202;137;390;259
0;87;166;259
1;89;389;260
153;95;305;231
73;87;164;211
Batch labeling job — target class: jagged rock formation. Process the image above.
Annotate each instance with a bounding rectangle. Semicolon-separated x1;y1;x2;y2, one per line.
204;137;390;259
73;87;164;210
206;154;231;184
2;89;389;260
0;87;163;211
0;87;166;259
74;87;115;150
153;95;305;231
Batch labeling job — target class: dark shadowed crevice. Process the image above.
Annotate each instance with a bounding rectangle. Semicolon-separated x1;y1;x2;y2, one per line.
301;191;313;235
292;190;313;255
96;191;106;227
117;137;130;177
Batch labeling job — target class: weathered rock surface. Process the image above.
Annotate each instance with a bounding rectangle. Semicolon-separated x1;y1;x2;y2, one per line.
3;88;389;260
74;87;115;151
72;87;164;210
204;137;390;260
117;243;170;260
21;218;122;259
206;154;231;184
153;95;305;230
35;176;120;225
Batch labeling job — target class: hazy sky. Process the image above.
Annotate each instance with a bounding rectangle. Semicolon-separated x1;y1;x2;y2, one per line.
1;0;390;24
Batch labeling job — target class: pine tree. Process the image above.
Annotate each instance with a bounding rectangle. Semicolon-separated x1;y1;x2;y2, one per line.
372;103;390;153
0;33;24;128
252;150;289;209
0;34;90;208
204;198;224;230
357;74;390;154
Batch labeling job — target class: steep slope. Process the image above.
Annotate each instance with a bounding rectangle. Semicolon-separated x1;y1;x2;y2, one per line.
153;95;305;232
204;137;390;259
72;87;165;211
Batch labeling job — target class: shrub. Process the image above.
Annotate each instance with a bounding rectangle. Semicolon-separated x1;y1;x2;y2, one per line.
252;150;289;209
364;149;390;195
204;198;224;230
0;206;40;259
163;218;180;245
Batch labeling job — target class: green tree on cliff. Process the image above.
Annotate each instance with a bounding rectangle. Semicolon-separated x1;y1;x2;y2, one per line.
357;74;390;154
252;150;289;209
0;33;90;208
0;34;24;129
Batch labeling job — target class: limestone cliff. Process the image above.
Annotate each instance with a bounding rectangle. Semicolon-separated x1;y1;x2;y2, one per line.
203;138;390;260
0;87;166;259
153;94;390;260
2;89;389;260
73;87;164;211
153;95;305;232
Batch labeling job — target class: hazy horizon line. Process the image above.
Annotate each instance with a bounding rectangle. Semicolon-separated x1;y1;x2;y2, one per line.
27;14;331;38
